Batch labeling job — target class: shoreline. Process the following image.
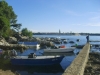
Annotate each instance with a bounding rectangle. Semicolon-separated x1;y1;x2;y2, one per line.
84;53;100;75
0;55;17;75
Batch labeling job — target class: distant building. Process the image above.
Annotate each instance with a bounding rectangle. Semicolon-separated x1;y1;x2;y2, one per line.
59;29;61;34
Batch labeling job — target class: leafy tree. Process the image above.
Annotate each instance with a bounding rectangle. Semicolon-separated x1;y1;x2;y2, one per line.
0;16;10;37
11;24;22;32
0;1;17;37
21;28;33;38
0;1;32;39
9;29;16;36
0;1;17;22
27;30;33;38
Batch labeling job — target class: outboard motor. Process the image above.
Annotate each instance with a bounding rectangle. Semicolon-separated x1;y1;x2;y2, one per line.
28;53;36;58
28;53;33;58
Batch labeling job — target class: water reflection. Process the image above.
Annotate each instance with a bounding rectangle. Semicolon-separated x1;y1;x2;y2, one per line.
41;51;76;70
60;55;75;70
12;64;64;75
16;49;78;75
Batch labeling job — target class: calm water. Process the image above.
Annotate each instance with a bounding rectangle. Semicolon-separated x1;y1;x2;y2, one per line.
15;35;100;75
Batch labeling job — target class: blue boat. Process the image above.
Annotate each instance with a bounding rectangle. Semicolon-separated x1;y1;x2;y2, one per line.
10;53;64;66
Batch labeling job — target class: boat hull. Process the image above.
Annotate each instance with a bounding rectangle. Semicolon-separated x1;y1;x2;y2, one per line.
44;47;75;53
10;56;64;66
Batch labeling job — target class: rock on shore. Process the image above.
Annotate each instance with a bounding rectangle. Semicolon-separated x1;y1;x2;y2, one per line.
84;53;100;75
0;38;9;46
0;70;16;75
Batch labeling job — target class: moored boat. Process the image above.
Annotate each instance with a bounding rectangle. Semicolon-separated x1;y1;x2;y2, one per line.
10;53;64;66
44;47;76;53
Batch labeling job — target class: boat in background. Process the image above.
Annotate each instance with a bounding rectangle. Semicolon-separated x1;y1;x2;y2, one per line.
18;42;40;49
10;53;64;66
90;44;100;53
44;47;76;53
90;47;100;53
71;44;84;49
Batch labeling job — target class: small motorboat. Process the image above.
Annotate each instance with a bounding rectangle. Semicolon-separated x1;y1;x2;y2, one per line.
10;53;64;66
71;45;84;49
44;47;76;53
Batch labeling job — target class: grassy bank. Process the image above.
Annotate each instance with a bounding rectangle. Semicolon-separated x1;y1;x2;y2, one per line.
84;53;100;75
0;51;18;75
0;55;11;70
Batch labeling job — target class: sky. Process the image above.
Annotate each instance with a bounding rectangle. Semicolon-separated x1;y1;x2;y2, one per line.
6;0;100;33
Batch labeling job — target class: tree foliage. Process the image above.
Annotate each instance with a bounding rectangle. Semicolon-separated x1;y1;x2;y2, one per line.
0;1;17;37
11;24;22;32
0;1;17;20
21;28;33;38
0;16;10;37
0;1;32;38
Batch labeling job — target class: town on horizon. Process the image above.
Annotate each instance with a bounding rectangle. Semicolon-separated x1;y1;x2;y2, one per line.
33;32;100;36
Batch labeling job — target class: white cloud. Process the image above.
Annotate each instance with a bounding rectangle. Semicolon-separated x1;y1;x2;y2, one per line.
87;11;99;14
88;11;100;21
86;23;100;26
89;16;100;21
65;10;95;16
65;10;81;16
29;29;39;32
72;24;81;26
72;22;100;27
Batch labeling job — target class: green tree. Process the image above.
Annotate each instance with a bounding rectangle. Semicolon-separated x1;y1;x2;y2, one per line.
11;24;22;32
0;1;17;37
9;29;16;36
27;30;33;38
0;1;17;22
0;16;10;37
21;28;33;38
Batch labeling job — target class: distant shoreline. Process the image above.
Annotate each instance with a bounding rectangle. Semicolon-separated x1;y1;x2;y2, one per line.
33;33;100;36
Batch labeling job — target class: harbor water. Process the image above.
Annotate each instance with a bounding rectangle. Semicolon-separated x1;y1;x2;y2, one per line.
14;35;100;75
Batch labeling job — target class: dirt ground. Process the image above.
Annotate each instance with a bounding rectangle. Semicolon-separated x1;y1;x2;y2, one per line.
0;52;19;75
0;70;15;75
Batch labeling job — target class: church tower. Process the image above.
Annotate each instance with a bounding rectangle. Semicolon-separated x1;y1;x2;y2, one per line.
59;29;61;34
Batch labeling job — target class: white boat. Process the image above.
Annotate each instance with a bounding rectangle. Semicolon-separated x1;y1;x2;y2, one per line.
90;45;100;53
90;48;100;53
44;47;76;53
